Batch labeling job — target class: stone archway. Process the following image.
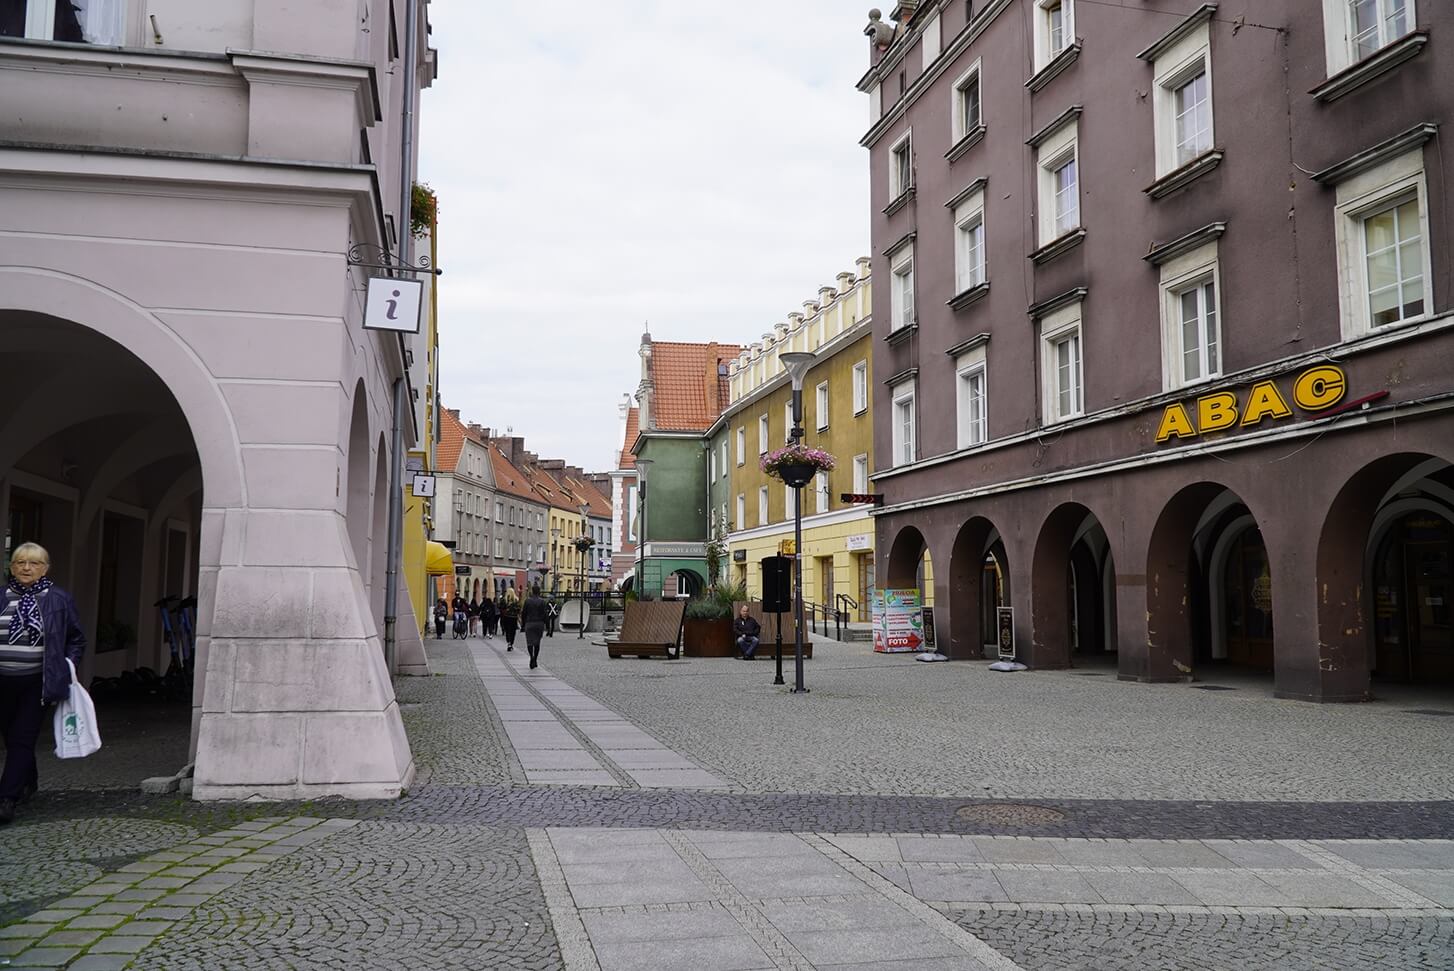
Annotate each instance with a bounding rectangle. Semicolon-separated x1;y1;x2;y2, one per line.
947;516;1005;660
1031;503;1118;670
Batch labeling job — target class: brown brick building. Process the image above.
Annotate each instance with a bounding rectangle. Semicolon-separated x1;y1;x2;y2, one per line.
860;0;1452;699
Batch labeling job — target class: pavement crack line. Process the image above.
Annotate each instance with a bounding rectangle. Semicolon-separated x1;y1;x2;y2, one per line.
800;832;1029;971
526;828;602;971
1278;838;1444;909
481;640;641;788
660;830;817;971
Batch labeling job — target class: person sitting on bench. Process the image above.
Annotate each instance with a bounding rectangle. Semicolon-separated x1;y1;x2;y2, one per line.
733;604;761;660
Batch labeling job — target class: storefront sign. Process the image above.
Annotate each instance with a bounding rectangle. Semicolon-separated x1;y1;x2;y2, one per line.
921;606;936;648
732;549;747;562
996;607;1015;660
1156;365;1347;444
779;539;796;556
845;533;872;551
870;590;884;651
644;542;706;558
875;588;924;653
453;565;471;576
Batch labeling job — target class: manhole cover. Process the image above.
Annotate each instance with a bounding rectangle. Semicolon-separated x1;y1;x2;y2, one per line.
955;803;1067;826
1192;685;1236;691
1403;708;1454;717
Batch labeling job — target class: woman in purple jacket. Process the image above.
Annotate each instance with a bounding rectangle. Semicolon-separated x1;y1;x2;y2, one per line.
0;543;87;825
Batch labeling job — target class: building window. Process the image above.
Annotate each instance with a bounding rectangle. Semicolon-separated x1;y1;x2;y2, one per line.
815;472;830;514
785;483;794;517
758;414;769;454
495;501;504;523
953;186;987;293
889;131;914;199
495;537;503;558
736;493;746;529
1158;241;1222;389
1350;0;1413;61
758;486;769;526
710;449;717;482
951;60;982;143
1333;149;1431;338
720;441;728;472
956;351;989;448
784;401;794;438
1040;302;1084;423
815;382;829;431
852;361;868;414
736;426;746;465
1034;0;1074;70
1178;280;1220;383
852;454;869;493
721;502;729;531
3;0;127;43
891;385;916;466
1151;21;1213;177
1036;119;1079;246
889;244;915;331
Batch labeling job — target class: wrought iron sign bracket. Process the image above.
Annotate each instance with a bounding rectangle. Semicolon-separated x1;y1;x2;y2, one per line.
346;243;443;276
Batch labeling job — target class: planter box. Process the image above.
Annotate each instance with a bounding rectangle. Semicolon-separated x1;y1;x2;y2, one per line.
683;617;734;657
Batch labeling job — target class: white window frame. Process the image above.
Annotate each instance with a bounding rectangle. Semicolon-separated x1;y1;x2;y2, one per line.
1159;240;1223;389
1035;119;1079;247
815;381;830;431
1334;148;1432;339
710;449;717;482
889;129;914;199
758;486;769;526
495;501;504;524
852;454;869;494
950;58;983;143
852;361;869;414
735;426;746;465
785;483;794;517
1152;22;1214;177
815;472;830;514
890;381;917;467
1033;0;1075;72
889;242;916;331
721;502;729;531
1322;0;1417;75
757;414;769;454
1040;301;1085;424
953;185;987;293
955;345;989;448
495;537;503;558
720;441;728;473
13;0;128;43
784;401;794;438
736;493;746;529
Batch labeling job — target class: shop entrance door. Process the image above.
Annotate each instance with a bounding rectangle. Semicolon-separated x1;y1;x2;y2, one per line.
857;552;874;621
1375;513;1453;683
1223;527;1275;670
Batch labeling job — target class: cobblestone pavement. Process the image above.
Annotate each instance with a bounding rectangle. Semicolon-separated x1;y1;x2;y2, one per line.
3;636;1452;968
539;636;1454;801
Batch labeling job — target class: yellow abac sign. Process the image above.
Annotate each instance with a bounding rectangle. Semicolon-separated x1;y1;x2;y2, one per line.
1156;365;1346;444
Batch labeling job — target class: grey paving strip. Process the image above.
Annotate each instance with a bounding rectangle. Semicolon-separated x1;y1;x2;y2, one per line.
526;828;601;971
0;816;359;969
1282;838;1446;909
801;834;1025;971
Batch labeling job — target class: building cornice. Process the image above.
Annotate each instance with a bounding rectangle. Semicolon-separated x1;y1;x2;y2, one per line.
1310;30;1429;103
1144;222;1227;266
1144;149;1224;199
1135;4;1217;63
944;333;991;358
1027;286;1088;320
1026;105;1082;148
715;318;874;429
944;176;988;210
727;505;875;544
1311;123;1438;185
1025;42;1080;93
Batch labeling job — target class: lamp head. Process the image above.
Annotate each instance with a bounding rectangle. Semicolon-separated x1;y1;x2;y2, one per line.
780;352;815;392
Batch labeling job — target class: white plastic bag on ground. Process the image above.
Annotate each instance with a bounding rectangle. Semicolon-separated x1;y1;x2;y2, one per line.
54;658;102;759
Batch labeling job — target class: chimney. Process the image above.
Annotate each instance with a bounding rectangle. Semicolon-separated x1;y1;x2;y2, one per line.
891;1;920;25
447;408;460;419
855;255;871;279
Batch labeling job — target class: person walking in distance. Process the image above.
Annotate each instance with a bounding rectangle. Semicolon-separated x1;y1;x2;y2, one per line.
433;599;448;639
499;588;521;651
467;595;480;637
733;604;761;660
479;593;497;638
0;543;87;825
521;585;550;669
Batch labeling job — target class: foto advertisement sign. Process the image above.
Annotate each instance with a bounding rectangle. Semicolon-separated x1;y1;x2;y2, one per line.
364;277;423;333
875;588;924;653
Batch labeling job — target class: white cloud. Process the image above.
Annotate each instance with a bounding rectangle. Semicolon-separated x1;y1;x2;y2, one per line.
420;0;870;471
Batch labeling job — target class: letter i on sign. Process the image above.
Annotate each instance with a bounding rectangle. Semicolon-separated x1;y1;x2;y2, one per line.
386;290;400;320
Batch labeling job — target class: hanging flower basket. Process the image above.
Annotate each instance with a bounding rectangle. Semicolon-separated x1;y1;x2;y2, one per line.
762;444;836;488
572;536;595;554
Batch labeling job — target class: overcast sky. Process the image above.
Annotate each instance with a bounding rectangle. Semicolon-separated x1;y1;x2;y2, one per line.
419;2;871;474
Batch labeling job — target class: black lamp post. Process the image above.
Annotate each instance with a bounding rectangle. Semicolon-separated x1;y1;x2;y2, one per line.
578;502;590;638
779;351;816;694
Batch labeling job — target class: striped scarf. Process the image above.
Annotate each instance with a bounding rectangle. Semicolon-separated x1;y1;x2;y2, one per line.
7;576;51;646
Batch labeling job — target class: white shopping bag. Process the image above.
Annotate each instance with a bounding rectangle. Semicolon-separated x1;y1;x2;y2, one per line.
54;658;102;759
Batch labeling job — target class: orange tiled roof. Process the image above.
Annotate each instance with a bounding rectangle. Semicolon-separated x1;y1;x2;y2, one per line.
649;341;741;432
438;407;467;473
488;445;542;504
618;407;639;469
560;473;612;518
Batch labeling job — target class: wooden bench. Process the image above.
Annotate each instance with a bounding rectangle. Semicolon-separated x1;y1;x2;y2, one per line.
606;600;686;659
733;601;812;659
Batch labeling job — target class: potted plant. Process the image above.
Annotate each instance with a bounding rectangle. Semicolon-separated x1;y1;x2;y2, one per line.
682;582;744;657
572;536;594;554
761;443;836;488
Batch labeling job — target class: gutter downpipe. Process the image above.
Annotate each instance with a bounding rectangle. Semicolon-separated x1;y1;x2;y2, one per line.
383;0;420;675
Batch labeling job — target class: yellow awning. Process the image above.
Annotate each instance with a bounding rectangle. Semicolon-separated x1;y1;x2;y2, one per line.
425;541;455;576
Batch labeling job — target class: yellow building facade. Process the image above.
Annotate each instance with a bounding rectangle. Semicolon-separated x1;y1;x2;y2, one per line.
718;262;902;620
402;216;442;639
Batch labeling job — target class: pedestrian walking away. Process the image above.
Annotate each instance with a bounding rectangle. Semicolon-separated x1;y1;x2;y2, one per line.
499;588;521;650
432;599;448;639
479;594;497;638
0;543;87;825
734;604;760;660
521;585;550;669
467;596;480;637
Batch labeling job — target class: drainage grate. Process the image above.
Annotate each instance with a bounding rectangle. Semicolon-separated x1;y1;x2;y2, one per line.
1403;708;1454;717
1192;685;1236;691
955;803;1068;826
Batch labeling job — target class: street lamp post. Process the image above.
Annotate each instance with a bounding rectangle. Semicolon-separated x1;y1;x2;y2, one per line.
779;351;816;695
550;526;560;598
578;502;590;639
633;458;653;598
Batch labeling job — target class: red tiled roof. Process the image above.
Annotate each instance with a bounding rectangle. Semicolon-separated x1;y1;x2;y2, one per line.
618;407;639;469
488;445;542;504
438;407;467;472
649;341;741;432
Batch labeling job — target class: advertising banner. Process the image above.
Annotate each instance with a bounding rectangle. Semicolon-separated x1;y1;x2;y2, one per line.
870;589;884;652
876;588;924;653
